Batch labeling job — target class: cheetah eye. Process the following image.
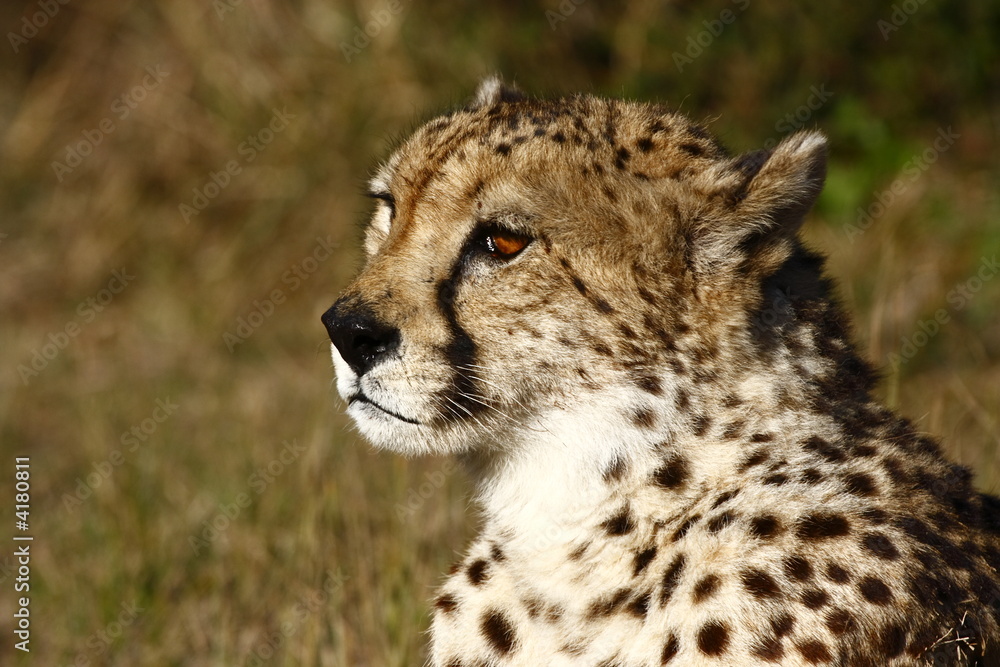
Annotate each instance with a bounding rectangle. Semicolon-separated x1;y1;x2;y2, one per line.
479;227;531;260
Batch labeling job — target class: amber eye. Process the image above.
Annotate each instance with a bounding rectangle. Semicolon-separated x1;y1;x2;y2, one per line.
484;231;531;259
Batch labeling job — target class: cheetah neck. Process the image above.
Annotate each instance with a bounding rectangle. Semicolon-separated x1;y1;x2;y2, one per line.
468;391;753;561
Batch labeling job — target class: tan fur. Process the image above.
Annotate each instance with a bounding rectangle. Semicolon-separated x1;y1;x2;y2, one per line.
322;79;1000;666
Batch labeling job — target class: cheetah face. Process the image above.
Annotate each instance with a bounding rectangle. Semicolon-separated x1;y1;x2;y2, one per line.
322;80;827;457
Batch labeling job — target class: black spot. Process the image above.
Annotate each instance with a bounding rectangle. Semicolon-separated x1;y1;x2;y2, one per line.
602;507;635;536
861;532;900;560
881;457;910;484
633;546;657;576
551;131;566;143
697;621;730;655
764;473;789;486
721;393;743;408
738;448;770;471
626;591;651;618
825;563;851;584
860;507;888;524
692;415;711;436
481;609;517;654
749;515;782;539
853;443;877;457
614;147;631;169
631;408;656;429
603;457;627;482
637;137;655;153
495;143;511;155
435;593;457;613
568;542;589;560
796;513;850;540
843;472;878;496
586;588;630;618
490;543;505;561
741;568;781;599
800;468;824;484
878;624;907;658
711;490;739;509
800;589;829;609
679;142;704;157
707;511;736;533
661;634;680;663
783;555;812;581
858;576;893;605
750;432;773;443
467;559;489;586
795;639;832;664
592;342;613;356
803;436;844;463
752;636;784;661
653;455;690;490
522;597;542;618
722;421;745;439
824;608;855;635
661;554;686;604
636;375;662;395
594;297;615;313
771;613;795;637
674;389;691;412
671;515;700;542
692;574;721;603
571;276;588;295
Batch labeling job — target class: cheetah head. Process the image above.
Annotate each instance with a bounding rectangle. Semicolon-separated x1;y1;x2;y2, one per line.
322;79;827;458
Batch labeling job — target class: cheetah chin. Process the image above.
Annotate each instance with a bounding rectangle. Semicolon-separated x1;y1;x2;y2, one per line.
322;78;1000;666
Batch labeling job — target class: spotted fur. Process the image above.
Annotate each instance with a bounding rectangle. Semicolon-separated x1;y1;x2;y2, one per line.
322;78;1000;666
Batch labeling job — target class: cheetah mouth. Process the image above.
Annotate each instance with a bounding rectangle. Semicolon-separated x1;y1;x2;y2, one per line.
349;393;421;425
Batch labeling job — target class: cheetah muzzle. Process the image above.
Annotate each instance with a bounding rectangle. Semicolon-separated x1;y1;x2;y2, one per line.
322;78;1000;666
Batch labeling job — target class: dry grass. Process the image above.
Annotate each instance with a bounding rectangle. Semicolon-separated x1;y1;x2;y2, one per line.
0;2;996;665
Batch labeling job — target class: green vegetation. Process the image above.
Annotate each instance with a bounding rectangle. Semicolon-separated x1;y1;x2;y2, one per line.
0;1;996;664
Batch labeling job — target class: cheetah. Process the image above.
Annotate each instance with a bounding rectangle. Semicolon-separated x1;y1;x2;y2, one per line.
321;78;1000;666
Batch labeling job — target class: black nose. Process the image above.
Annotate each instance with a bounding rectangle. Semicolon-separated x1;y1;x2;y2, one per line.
321;300;401;376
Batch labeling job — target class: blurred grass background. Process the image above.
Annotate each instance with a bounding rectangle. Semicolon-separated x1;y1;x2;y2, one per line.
0;1;997;664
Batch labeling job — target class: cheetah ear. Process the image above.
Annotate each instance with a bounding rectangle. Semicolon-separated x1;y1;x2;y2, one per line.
698;131;827;275
469;76;525;109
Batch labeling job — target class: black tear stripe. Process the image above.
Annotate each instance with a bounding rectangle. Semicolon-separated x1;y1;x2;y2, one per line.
435;236;487;420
